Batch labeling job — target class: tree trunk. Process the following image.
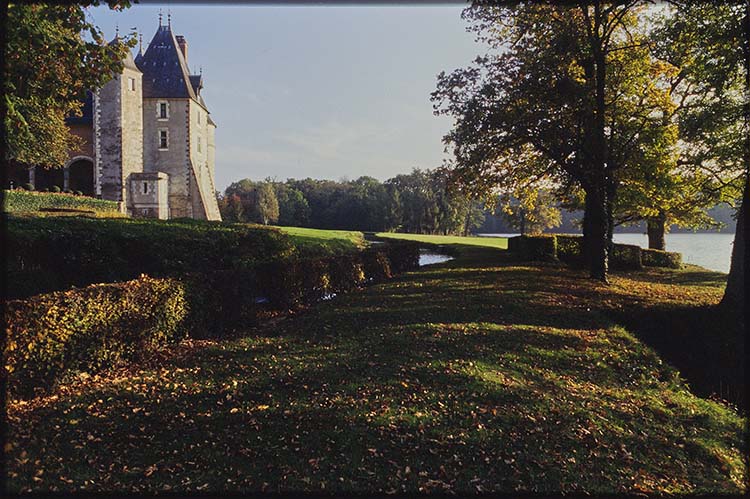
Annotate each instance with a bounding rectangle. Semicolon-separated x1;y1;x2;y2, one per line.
647;211;667;250
519;207;526;236
722;176;747;310
584;187;608;281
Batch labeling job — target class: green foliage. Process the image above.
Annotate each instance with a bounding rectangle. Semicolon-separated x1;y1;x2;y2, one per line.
5;242;421;396
5;2;136;167
642;248;682;269
2;189;121;215
50;185;61;193
498;188;562;235
6;216;296;299
222;169;483;236
507;235;557;262
5;275;188;398
610;244;643;271
556;235;584;266
22;183;33;191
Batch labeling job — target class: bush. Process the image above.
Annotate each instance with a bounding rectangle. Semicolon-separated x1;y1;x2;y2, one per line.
74;190;83;196
22;183;34;191
508;235;558;262
50;186;61;193
63;189;73;194
556;235;584;265
6;217;295;299
4;275;188;398
642;248;682;269
2;189;119;215
5;240;421;396
611;243;643;270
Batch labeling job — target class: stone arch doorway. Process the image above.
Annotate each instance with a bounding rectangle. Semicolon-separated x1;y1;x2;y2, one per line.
66;157;95;196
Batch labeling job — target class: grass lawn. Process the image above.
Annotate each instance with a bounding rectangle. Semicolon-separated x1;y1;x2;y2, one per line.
376;231;508;250
6;247;745;494
276;226;366;256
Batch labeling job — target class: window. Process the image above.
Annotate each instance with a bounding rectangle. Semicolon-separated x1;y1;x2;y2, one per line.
197;137;201;153
198;112;201;125
128;77;136;91
157;101;169;120
143;182;149;194
159;129;168;150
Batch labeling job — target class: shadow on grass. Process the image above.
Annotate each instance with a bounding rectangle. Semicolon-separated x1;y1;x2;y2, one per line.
6;246;745;494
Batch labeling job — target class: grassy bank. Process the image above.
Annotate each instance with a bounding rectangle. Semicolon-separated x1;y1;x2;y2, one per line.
6;247;745;494
376;232;508;250
276;226;366;256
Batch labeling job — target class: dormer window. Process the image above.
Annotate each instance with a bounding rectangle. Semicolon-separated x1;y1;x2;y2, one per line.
157;101;169;120
143;182;149;194
128;77;136;91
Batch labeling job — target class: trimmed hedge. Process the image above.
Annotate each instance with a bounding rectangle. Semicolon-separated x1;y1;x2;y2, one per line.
642;248;682;269
548;234;681;270
556;235;584;266
4;275;188;398
610;243;643;270
4;242;422;397
6;216;296;299
2;189;121;215
507;235;558;262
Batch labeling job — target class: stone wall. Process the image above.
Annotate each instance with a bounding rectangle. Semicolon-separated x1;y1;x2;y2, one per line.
129;171;169;219
142;98;191;218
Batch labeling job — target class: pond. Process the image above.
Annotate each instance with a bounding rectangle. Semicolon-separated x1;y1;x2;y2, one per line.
419;249;454;266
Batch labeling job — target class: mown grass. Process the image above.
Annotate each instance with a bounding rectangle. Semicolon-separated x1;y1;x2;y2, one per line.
376;231;508;250
276;226;366;256
5;247;745;494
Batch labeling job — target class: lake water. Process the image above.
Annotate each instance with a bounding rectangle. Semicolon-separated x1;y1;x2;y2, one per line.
478;233;735;273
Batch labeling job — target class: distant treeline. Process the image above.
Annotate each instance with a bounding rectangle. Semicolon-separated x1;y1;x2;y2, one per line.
218;168;485;235
479;204;738;235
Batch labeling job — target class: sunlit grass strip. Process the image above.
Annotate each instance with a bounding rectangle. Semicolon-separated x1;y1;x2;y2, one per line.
375;232;508;249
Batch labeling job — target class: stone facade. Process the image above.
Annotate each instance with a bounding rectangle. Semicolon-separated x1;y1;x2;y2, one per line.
58;19;222;221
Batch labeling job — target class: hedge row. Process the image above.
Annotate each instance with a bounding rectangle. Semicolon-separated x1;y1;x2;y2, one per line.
508;234;682;270
507;234;558;262
4;242;421;398
6;216;296;299
4;275;188;398
642;248;683;269
2;189;121;215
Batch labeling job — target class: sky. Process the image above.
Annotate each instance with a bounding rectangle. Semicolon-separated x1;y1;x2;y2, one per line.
87;2;480;191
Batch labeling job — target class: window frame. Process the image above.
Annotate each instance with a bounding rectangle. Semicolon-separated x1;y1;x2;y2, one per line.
157;101;169;120
158;129;169;150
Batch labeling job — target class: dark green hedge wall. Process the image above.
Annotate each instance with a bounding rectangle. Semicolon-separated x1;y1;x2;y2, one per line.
4;242;421;398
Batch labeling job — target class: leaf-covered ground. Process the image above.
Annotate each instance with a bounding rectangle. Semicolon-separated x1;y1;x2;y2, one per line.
6;247;746;494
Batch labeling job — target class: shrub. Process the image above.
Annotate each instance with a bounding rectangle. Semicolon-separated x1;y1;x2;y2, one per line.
6;217;295;299
2;190;119;215
50;186;61;193
508;235;558;262
4;275;188;398
74;190;83;196
22;183;34;191
383;241;421;274
611;243;643;270
63;189;73;194
556;235;584;265
642;248;682;269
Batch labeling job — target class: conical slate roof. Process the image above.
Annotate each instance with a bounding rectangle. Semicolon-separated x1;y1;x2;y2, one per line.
136;24;197;100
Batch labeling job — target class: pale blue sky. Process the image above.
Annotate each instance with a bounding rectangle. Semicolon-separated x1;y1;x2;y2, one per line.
87;2;478;190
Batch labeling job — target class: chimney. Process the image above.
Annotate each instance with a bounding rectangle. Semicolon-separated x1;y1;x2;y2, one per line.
176;35;188;62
